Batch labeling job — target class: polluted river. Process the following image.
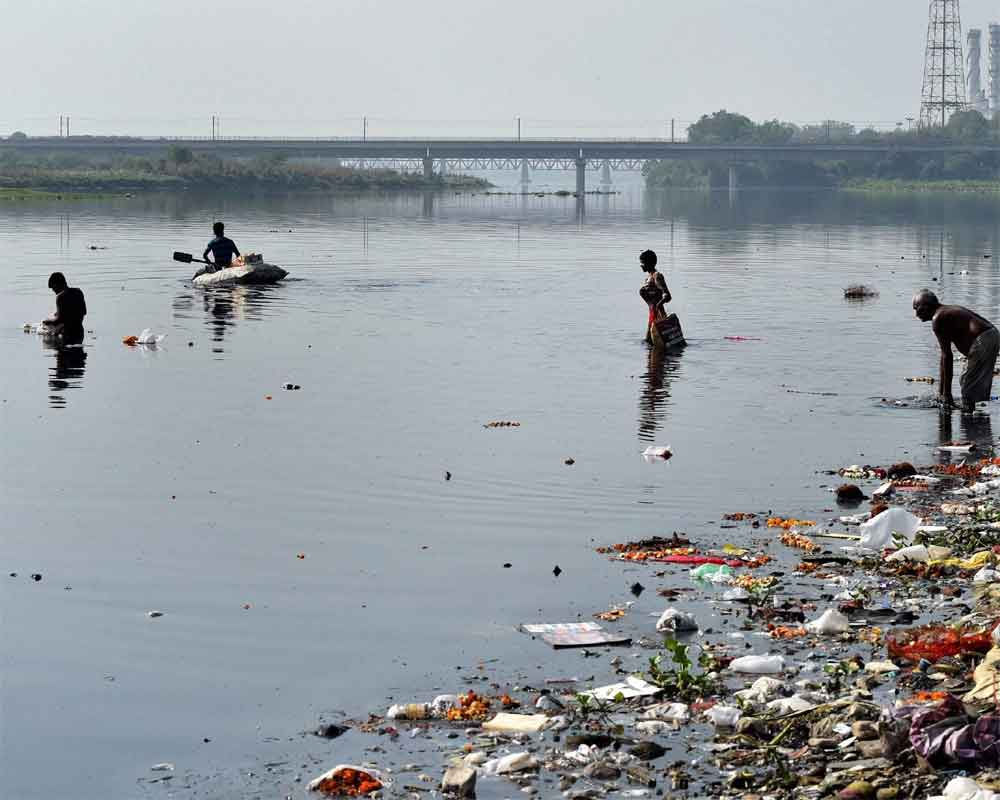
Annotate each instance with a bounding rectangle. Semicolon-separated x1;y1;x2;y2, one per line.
7;185;1000;799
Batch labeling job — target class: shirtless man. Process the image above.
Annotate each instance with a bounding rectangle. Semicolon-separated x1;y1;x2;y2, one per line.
42;272;87;346
913;289;1000;413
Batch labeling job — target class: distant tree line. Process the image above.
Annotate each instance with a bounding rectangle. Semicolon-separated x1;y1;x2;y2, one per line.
0;145;489;193
644;110;1000;188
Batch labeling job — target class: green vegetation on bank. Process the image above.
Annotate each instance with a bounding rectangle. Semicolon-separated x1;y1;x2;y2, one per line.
844;178;1000;193
644;109;1000;190
0;146;490;194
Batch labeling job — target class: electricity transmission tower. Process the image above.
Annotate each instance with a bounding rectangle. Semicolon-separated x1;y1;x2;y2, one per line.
920;0;968;128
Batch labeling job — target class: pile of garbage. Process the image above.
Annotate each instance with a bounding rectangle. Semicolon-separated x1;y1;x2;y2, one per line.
301;449;1000;800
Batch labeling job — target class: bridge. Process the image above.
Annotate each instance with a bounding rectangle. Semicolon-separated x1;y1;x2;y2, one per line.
6;136;1000;193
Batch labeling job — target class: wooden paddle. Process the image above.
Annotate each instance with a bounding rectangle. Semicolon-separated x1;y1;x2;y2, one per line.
173;251;213;266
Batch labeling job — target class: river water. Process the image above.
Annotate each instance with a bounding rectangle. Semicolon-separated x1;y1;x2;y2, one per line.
3;184;1000;798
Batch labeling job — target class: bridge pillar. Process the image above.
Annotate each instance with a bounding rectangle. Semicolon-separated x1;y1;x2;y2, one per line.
520;159;531;190
575;158;587;196
439;159;448;176
423;157;433;179
600;160;612;189
728;164;738;193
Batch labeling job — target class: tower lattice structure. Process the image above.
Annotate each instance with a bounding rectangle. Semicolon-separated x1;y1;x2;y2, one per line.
920;0;968;128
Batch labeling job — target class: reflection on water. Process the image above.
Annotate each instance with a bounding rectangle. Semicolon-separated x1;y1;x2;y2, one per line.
637;344;683;442
44;340;87;409
173;285;281;353
938;407;995;457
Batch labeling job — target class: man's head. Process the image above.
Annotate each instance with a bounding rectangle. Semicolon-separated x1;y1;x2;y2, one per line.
639;249;657;273
913;289;941;322
213;221;224;237
48;272;67;294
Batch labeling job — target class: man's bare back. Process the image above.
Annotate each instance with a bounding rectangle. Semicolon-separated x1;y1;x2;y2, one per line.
931;305;995;356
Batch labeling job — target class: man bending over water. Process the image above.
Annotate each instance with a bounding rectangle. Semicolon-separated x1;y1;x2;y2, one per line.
42;272;87;346
203;221;240;270
913;289;1000;414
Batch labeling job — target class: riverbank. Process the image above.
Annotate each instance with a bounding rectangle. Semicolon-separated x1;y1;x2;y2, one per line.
844;178;1000;194
282;435;1000;800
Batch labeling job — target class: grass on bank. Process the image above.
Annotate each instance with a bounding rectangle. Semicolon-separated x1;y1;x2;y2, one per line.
843;178;1000;194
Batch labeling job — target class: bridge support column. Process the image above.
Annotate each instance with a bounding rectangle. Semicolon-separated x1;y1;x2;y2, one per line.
575;158;587;196
600;160;612;190
423;157;433;179
520;159;531;190
728;164;738;193
439;159;448;176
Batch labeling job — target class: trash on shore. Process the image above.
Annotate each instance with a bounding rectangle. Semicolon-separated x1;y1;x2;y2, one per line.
308;765;384;796
519;622;630;648
483;420;521;428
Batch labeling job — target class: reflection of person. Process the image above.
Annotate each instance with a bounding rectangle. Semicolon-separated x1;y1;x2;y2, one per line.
913;289;1000;414
939;404;994;453
203;221;240;270
638;250;671;344
637;341;683;442
42;272;87;345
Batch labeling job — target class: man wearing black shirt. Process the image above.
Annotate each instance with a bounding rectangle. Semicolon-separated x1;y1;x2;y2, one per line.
43;272;87;345
203;221;241;270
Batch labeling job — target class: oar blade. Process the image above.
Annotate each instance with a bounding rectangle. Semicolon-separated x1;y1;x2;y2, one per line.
173;251;194;263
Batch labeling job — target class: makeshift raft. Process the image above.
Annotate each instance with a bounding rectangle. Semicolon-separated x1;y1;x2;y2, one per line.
650;313;686;350
192;253;288;287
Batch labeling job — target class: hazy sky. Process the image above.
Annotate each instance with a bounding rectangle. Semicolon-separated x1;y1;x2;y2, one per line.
5;0;1000;138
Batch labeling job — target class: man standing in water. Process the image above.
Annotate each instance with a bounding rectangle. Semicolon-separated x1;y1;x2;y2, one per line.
203;221;240;270
42;272;87;345
913;289;1000;414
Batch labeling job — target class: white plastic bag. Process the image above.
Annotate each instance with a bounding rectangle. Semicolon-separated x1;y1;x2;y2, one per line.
704;705;741;727
930;776;1000;800
640;702;690;722
857;508;921;550
765;695;814;714
137;328;166;345
975;568;1000;584
805;608;850;634
729;654;785;674
655;607;698;633
734;676;784;703
494;752;538;775
642;445;672;461
307;764;388;793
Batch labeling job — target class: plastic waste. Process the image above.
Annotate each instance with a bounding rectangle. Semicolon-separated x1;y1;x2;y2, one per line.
482;713;548;733
634;720;672;735
704;705;741;727
887;622;997;663
307;764;386;795
765;695;814;714
857;507;921;550
689;563;734;583
952;478;1000;497
581;675;661;702
864;660;899;674
642;445;672;460
733;676;784;703
432;694;458;713
975;568;1000;583
964;646;1000;703
722;587;750;601
805;608;850;634
885;544;951;564
493;752;538;775
640;702;690;723
930;777;1000;800
729;654;785;674
137;328;166;345
386;702;430;720
655;608;699;633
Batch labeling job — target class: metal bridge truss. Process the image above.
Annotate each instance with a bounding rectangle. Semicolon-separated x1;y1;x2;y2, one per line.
337;157;645;172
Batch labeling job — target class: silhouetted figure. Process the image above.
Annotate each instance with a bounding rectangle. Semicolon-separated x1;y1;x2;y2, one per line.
203;221;240;270
913;289;1000;414
42;272;87;346
638;250;671;344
